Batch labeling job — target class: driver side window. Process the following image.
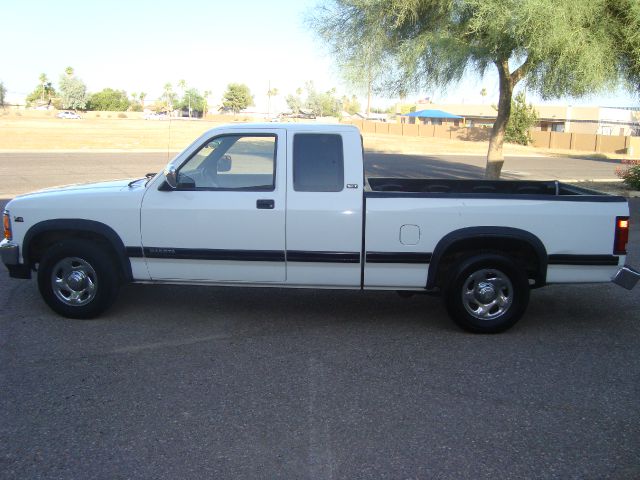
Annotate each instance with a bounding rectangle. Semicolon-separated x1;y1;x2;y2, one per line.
177;134;276;191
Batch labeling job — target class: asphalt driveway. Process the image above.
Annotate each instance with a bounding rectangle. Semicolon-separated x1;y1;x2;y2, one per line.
0;187;638;479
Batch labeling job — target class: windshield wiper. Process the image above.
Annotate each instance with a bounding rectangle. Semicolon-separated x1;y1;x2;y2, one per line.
129;172;158;188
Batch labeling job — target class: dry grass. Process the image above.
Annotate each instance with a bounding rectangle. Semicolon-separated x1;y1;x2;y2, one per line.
0;113;557;158
0;115;225;152
0;113;488;155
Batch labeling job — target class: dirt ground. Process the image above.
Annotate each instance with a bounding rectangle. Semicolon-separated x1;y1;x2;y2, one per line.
0;113;581;157
0;114;223;151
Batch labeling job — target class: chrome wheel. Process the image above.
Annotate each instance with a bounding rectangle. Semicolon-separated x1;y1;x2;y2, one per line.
50;257;98;307
461;268;513;320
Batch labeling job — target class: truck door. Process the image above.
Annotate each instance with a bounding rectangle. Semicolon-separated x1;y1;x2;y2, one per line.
140;129;286;282
285;131;363;287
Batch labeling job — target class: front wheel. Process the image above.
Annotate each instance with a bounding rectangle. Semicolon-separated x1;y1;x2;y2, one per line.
37;240;120;319
444;254;530;333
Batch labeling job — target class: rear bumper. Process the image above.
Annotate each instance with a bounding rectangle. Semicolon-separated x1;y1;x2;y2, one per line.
612;265;640;290
0;239;31;279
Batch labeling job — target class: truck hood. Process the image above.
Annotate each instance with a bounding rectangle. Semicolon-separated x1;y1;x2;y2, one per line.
14;179;140;198
34;179;134;193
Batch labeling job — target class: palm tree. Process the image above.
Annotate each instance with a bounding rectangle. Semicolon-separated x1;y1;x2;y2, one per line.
139;92;147;110
267;83;278;115
177;79;190;117
163;83;174;113
480;88;488;104
65;66;74;77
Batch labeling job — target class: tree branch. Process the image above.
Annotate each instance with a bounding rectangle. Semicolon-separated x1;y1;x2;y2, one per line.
510;57;532;85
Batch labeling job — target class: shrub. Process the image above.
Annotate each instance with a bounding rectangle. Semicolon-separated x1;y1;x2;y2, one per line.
117;113;127;118
505;92;538;145
617;160;640;189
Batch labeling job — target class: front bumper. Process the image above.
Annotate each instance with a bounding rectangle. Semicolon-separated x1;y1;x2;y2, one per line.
612;265;640;290
0;239;31;279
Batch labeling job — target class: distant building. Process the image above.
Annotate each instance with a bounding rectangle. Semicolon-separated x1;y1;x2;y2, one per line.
414;103;640;136
402;109;464;126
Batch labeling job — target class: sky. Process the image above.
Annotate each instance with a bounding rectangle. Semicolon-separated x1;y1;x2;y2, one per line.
1;0;638;112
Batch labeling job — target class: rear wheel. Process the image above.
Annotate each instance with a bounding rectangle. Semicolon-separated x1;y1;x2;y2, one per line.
444;254;529;333
37;240;120;319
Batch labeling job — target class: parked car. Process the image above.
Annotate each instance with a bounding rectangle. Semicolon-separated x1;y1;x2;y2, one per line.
144;112;167;120
55;111;81;119
1;123;638;332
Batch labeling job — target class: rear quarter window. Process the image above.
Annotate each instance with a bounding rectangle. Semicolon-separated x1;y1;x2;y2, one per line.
293;134;344;192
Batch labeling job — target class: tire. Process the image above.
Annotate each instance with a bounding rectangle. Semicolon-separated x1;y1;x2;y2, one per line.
37;239;120;319
443;254;530;333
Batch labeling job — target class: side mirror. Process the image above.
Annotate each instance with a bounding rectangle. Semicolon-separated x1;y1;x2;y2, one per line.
218;154;232;172
164;165;178;189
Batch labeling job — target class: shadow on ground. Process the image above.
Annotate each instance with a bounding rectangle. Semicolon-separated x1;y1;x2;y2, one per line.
364;153;519;180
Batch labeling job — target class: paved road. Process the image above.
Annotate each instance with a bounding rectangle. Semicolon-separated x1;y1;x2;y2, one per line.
0;151;624;197
1;188;639;478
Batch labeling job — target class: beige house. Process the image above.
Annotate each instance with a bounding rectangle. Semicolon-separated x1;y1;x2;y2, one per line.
411;103;640;136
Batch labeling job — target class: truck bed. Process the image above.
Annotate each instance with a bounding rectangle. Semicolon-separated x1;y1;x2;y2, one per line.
366;178;624;201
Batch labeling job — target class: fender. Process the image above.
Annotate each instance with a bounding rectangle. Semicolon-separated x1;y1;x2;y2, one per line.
426;226;548;289
22;219;133;281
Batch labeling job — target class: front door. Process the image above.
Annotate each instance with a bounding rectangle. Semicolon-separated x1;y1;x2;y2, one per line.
140;129;286;282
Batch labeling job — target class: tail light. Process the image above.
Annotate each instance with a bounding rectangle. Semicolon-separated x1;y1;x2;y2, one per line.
614;216;629;255
2;211;11;241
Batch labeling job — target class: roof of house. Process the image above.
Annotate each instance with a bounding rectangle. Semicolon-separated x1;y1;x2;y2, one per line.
405;109;463;119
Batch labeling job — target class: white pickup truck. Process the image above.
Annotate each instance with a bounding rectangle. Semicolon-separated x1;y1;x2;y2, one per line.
1;124;638;332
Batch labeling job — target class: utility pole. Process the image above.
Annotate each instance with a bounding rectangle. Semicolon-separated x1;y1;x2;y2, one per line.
268;80;271;116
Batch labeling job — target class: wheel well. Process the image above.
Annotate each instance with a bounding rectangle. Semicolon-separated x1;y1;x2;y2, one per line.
27;230;127;281
431;237;545;289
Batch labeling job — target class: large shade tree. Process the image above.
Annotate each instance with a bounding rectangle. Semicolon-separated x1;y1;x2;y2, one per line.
608;0;640;92
86;88;130;111
59;67;88;110
310;0;629;178
222;83;254;114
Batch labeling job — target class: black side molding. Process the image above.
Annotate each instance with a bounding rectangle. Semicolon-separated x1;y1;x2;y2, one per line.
287;251;360;263
548;254;619;266
366;252;432;264
127;248;361;264
141;247;285;262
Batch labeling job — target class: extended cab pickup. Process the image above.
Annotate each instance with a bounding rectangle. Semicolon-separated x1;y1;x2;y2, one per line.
1;124;638;332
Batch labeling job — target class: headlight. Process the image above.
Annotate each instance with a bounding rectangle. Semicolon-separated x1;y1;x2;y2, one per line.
3;211;11;241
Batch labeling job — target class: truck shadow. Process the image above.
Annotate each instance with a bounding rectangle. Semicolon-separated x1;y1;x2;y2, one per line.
113;284;456;333
364;153;520;180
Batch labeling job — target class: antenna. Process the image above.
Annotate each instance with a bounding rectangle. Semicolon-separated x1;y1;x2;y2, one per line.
167;112;172;162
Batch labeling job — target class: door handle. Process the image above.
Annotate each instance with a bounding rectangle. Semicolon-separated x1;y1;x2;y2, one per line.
256;199;275;209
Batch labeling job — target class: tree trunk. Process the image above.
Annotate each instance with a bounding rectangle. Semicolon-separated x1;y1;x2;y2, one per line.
485;60;514;179
366;79;372;117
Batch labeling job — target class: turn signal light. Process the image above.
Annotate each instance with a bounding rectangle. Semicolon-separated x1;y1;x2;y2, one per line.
2;211;11;241
614;216;629;255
